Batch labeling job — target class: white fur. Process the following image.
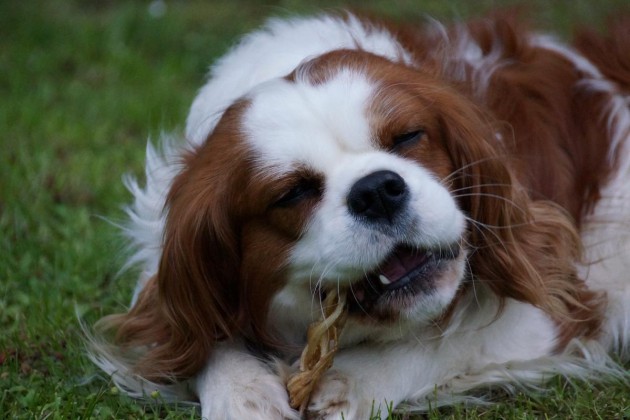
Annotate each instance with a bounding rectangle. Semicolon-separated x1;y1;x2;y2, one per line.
186;14;413;145
307;293;559;419
423;20;511;98
579;122;630;360
82;316;195;403
106;13;630;420
122;138;184;305
195;342;299;420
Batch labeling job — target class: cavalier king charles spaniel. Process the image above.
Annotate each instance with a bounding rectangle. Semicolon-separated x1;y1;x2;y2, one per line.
90;11;630;419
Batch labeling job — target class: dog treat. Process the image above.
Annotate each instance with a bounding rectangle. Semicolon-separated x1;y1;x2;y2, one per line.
287;288;348;413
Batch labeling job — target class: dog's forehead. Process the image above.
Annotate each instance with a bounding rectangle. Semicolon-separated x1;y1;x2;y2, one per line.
242;69;376;175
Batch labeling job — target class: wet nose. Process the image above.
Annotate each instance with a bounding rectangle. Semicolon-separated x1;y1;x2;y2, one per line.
347;170;409;223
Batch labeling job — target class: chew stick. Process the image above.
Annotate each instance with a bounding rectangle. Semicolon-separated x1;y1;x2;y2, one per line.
287;288;348;413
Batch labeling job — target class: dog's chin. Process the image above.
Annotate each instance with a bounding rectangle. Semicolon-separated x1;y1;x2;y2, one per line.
345;242;466;322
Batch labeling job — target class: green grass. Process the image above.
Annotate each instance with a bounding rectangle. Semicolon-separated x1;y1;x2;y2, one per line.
1;0;628;418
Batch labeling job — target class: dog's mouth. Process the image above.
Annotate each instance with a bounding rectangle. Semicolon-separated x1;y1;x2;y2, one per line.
346;243;461;317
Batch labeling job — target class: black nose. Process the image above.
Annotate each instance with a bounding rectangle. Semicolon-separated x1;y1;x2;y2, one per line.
347;170;409;223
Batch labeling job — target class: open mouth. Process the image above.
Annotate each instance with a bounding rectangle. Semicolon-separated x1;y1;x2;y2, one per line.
347;243;460;315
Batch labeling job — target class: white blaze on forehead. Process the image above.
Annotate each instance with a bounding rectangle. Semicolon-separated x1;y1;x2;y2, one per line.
242;69;376;175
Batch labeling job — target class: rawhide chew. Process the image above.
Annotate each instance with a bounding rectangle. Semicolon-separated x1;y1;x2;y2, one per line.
287;289;348;413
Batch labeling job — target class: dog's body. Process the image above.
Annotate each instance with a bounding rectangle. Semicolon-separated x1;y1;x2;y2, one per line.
92;12;630;419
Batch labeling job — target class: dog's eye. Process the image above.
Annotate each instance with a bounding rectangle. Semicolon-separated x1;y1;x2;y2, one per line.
274;178;321;207
392;129;425;150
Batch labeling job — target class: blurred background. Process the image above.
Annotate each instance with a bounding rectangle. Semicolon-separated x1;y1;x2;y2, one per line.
1;1;628;418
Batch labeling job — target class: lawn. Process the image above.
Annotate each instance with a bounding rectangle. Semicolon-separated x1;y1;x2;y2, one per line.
1;0;628;418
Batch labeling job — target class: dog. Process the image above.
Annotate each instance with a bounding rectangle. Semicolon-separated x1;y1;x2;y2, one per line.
90;11;630;419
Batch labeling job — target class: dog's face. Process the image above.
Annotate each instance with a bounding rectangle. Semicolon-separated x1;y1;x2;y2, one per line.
159;50;516;350
243;55;467;325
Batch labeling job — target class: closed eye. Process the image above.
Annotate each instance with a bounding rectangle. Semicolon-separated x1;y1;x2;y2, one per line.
392;129;425;151
273;178;322;208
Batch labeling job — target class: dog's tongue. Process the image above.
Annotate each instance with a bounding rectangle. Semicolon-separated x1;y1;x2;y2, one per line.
378;247;429;285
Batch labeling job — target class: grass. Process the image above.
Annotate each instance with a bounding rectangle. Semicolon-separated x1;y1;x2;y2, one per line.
1;0;628;418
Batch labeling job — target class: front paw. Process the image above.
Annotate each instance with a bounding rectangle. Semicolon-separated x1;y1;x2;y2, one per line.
196;348;300;420
201;370;299;420
306;370;389;420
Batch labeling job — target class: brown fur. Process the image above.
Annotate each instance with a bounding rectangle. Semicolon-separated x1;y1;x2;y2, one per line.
97;101;285;380
575;16;630;93
430;78;605;337
425;16;611;341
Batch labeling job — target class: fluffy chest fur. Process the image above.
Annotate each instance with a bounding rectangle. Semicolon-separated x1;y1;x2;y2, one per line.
91;11;630;419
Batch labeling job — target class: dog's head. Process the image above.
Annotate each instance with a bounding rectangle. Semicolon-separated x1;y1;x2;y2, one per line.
115;50;588;380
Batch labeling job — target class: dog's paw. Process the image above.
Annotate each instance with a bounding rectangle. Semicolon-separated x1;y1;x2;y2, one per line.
200;370;299;420
197;353;299;420
306;369;387;420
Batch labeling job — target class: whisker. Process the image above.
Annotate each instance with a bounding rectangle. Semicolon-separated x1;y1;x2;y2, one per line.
464;217;510;254
448;183;514;193
464;215;532;231
441;156;507;184
453;192;525;208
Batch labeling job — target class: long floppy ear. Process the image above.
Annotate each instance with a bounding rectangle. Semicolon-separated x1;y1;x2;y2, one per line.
436;93;603;334
96;103;253;382
97;145;245;382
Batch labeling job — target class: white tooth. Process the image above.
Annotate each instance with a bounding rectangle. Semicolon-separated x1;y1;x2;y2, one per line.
379;274;392;285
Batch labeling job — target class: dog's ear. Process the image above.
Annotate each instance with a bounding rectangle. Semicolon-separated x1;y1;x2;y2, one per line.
100;141;246;382
436;92;602;329
157;156;243;378
98;104;255;381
